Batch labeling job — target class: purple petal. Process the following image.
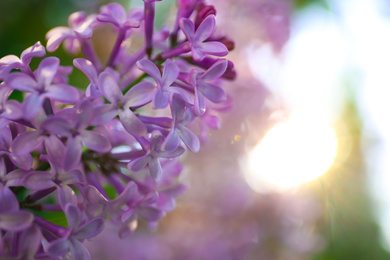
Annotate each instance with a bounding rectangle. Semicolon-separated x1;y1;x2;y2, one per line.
64;137;82;171
35;57;60;87
97;3;127;27
2;100;23;120
152;89;169;109
199;82;226;103
158;146;185;158
0;186;19;213
161;59;179;87
194;14;215;42
118;109;147;136
201;59;228;80
191;46;205;61
73;58;98;83
9;152;33;171
6;73;38;92
198;41;229;57
162;129;180;152
23;171;54;190
21;42;46;66
42;117;72;136
136;59;162;83
178;126;200;152
74;217;105;239
91;105;118;126
98;72;123;104
3;169;26;187
45;84;79;103
148;158;162;181
58;186;77;210
137;206;164;222
86;185;108;205
12;131;42;154
193;88;206;116
80;130;111;153
128;155;150;172
46;27;75;52
47;237;69;256
125;81;155;106
65;203;81;229
22;93;44;120
0;211;34;231
69;239;90;260
179;18;195;41
58;169;85;185
114;182;138;205
19;225;42;256
45;136;66;167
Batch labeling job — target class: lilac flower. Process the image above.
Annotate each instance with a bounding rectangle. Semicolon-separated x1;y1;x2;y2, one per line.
0;42;45;79
73;58;100;98
5;57;80;119
0;185;34;232
128;130;185;181
47;203;105;260
46;11;97;53
0;85;23;124
0;126;32;170
162;15;228;61
95;71;155;136
42;100;111;170
189;59;228;115
97;3;143;66
163;94;200;152
137;59;193;109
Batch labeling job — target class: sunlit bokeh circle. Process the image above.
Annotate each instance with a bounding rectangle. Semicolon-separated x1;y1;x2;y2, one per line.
243;113;338;193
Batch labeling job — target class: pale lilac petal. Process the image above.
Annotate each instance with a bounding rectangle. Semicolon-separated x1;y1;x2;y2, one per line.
9;152;33;170
179;18;195;41
198;41;229;57
74;217;105;239
91;105;118;126
170;87;194;105
42;117;72;136
137;206;164;221
86;185;108;205
178;126;200;152
125;81;155;106
149;158;162;181
97;3;127;27
118;109;147;136
194;15;215;42
44;136;66;167
193;88;206;116
21;42;46;65
114;182;138;205
35;57;60;87
46;27;75;52
4;169;27;187
58;169;85;185
162;129;180;151
161;59;179;87
201;59;228;80
136;59;162;83
73;58;97;83
80;131;111;153
6;73;38;92
158;146;185;158
191;45;205;61
23;171;54;190
199;82;226;103
64;137;82;170
65;203;81;229
47;237;69;256
205;114;221;129
98;72;123;104
58;186;77;210
2;100;23;120
0;211;34;231
22;93;44;120
12;131;42;154
45;84;79;103
0;55;21;66
0;186;19;212
70;239;90;260
19;225;42;257
152;89;169;109
128;155;150;172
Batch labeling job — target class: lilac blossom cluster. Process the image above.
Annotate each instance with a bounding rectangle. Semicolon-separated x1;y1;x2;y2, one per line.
0;1;235;259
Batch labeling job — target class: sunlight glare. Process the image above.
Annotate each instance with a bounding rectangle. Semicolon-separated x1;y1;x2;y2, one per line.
243;113;338;193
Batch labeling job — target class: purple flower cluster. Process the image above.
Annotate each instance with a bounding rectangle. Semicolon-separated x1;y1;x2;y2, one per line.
0;1;234;259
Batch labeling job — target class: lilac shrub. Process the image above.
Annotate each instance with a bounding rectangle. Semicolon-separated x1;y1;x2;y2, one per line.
0;1;234;259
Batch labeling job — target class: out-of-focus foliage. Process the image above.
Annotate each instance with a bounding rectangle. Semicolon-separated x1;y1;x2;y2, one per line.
293;0;329;10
